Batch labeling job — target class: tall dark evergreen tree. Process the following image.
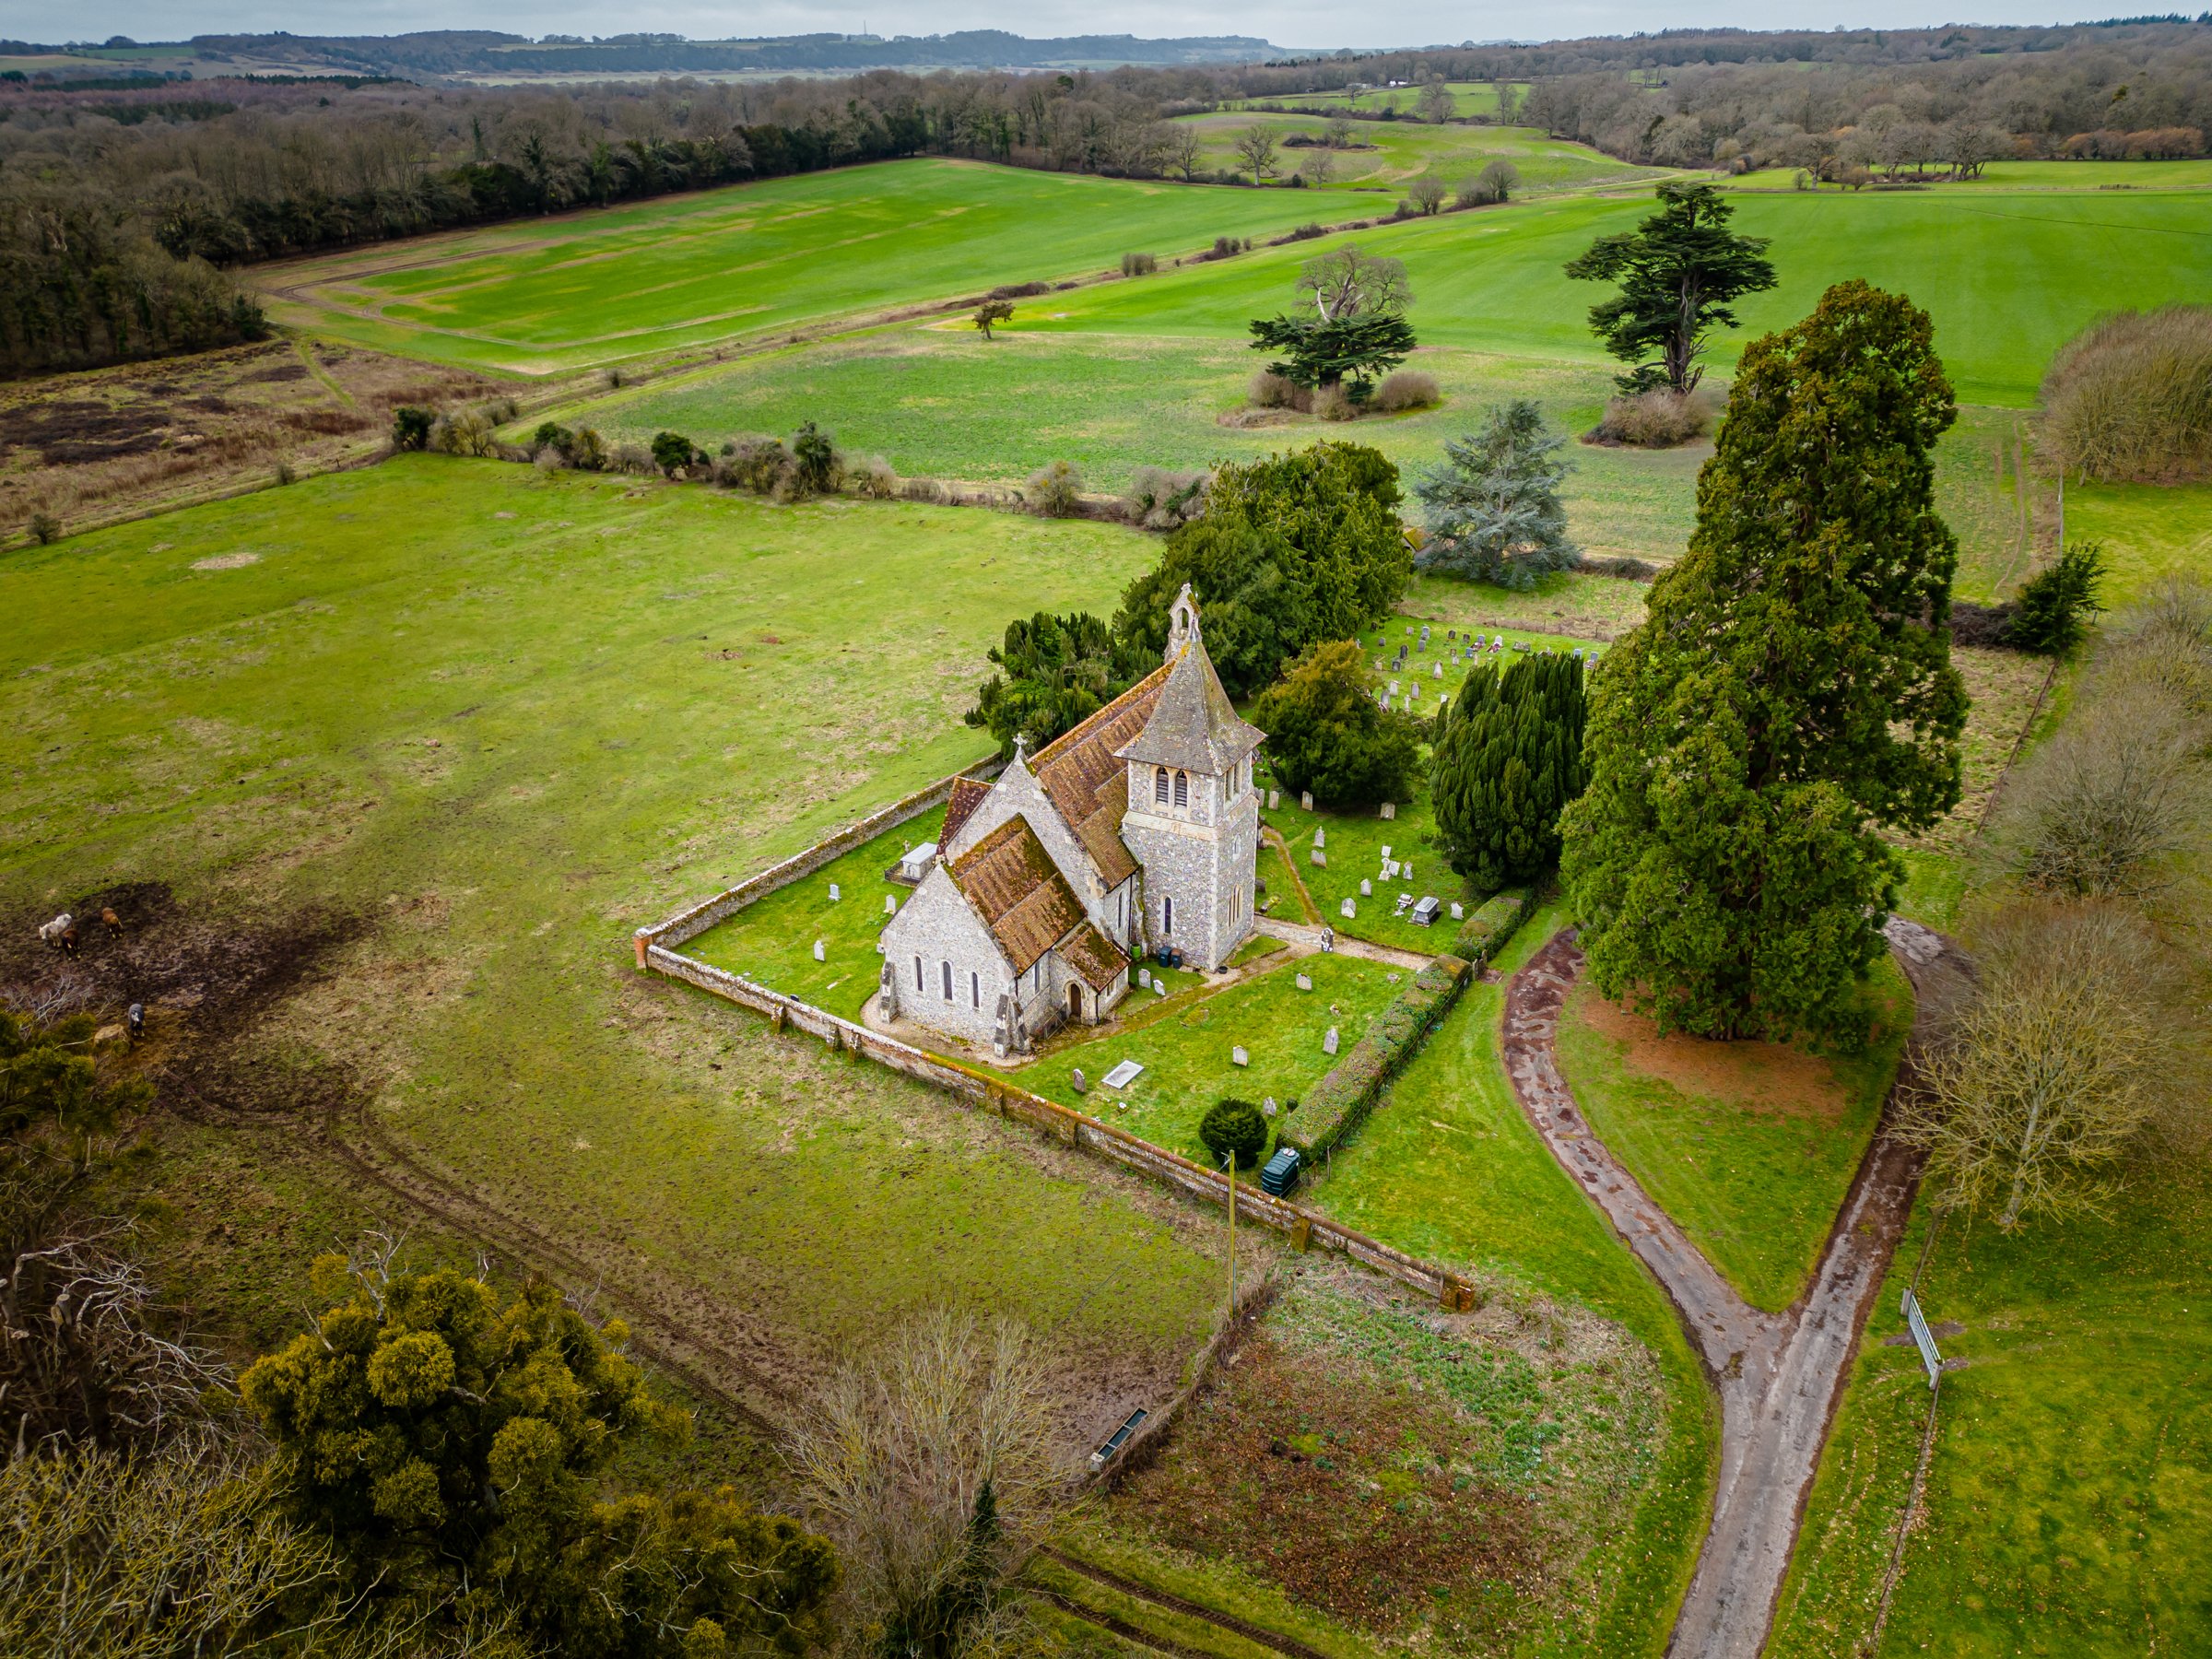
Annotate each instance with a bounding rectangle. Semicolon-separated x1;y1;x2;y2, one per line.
1431;653;1588;889
1563;181;1778;394
1560;280;1968;1044
965;611;1128;758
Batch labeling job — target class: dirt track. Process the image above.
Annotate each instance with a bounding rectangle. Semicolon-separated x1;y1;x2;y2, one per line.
1502;921;1974;1659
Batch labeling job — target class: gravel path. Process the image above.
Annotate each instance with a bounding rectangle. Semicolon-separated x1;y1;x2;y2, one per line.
1501;920;1974;1658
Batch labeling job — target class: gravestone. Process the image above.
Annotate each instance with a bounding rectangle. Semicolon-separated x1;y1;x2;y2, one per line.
1404;862;1414;880
1300;791;1313;811
885;894;898;914
1154;980;1167;996
1312;827;1326;848
812;939;826;962
1448;628;1457;640
1389;679;1400;695
1450;901;1465;921
1267;789;1279;810
1433;664;1443;679
1359;878;1372;896
1263;1097;1277;1115
1295;973;1312;991
1381;844;1393;860
1380;803;1396;820
828;882;841;901
1137;968;1151;989
1324;1026;1340;1055
1340;898;1357;919
1071;1067;1088;1093
1311;849;1326;866
1231;1046;1249;1067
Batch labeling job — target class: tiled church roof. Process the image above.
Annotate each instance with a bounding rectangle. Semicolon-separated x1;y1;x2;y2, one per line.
1057;921;1129;993
941;776;991;845
945;817;1087;974
1030;660;1173;890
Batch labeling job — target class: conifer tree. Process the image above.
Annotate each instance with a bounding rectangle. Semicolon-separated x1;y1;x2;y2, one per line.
1560;281;1968;1044
1431;652;1588;889
1413;401;1578;589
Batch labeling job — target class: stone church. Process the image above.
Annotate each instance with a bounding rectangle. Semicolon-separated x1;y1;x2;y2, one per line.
877;586;1264;1055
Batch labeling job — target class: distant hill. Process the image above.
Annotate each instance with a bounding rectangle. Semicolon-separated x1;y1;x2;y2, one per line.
43;29;1287;82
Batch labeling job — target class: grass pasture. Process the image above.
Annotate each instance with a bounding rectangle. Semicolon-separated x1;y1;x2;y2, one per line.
1554;962;1912;1313
1168;112;1666;194
0;454;1241;1433
253;158;1388;376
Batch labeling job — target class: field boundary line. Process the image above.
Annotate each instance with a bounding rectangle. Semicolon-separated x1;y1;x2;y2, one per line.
1034;1547;1333;1659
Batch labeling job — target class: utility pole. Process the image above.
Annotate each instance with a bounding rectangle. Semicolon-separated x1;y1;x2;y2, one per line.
1221;1150;1237;1320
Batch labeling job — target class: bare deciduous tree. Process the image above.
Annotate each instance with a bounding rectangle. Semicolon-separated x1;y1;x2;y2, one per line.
1295;242;1413;321
1233;124;1279;186
1163;124;1205;182
787;1309;1064;1655
1417;79;1457;124
1898;903;2177;1230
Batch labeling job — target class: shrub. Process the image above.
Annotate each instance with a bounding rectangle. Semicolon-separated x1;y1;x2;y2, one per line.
533;445;566;472
1120;252;1158;276
29;511;61;546
1125;466;1208;530
1407;176;1447;215
1278;958;1471;1162
717;437;791;495
900;476;948;504
482;394;519;425
988;281;1050;299
605;367;624;389
429;410;497;457
2006;542;2108;654
1251;639;1422;806
1575;553;1656;580
651;430;701;477
1371;370;1441;412
391;406;434;451
273;458;295;486
1280;222;1328;243
531;420;570;454
792;420;840;494
973;299;1016;338
851;454;898;499
1589;386;1716;448
1026;460;1083;517
2099;579;2212;717
1949;598;2017;646
1247;369;1310;411
566;426;607;471
1313;383;1357;421
1449;888;1531;964
2037;305;2212;482
610;440;655;476
1198;1098;1269;1171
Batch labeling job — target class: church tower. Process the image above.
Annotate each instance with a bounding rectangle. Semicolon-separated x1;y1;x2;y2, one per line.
1114;587;1265;971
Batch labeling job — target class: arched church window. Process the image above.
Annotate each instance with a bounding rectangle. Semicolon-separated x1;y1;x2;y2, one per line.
1155;767;1170;804
1173;771;1188;808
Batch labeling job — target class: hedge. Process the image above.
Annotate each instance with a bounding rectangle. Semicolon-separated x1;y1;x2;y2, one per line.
1449;887;1531;966
1278;956;1472;1164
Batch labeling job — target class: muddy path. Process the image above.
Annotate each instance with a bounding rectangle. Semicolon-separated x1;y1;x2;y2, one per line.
1501;921;1973;1659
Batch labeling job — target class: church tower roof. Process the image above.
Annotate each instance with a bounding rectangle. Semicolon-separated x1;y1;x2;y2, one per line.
1115;585;1265;776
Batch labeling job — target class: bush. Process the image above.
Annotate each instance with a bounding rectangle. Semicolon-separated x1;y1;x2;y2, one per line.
28;511;61;546
988;281;1050;299
1247;369;1311;411
1575;554;1655;580
1280;222;1328;243
851;454;898;499
2037;305;2212;482
1026;459;1083;517
1407;176;1447;215
1449;888;1530;964
1120;252;1158;276
1125;466;1208;530
717;437;791;495
2007;542;2108;654
1457;159;1519;206
1371;370;1441;412
792;420;840;494
1251;639;1422;807
651;430;701;477
273;458;295;486
1950;598;2018;646
1278;958;1471;1161
1198;1098;1269;1171
566;426;607;471
1589;386;1716;448
429;410;497;457
900;476;948;504
1313;383;1357;421
610;440;655;476
391;406;434;451
533;445;566;473
531;420;570;456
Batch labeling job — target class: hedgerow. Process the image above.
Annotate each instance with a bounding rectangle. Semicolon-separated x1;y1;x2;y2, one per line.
1278;956;1470;1163
1449;887;1531;965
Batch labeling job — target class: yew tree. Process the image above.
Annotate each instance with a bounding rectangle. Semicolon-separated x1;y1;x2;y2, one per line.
1431;652;1588;889
1560;280;1968;1044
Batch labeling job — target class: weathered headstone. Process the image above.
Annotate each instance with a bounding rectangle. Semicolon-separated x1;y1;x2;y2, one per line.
1340;898;1357;919
1447;628;1457;640
1154;980;1167;996
1300;791;1313;811
812;939;826;962
1231;1046;1249;1067
1381;843;1393;860
1311;849;1326;866
885;894;898;914
1323;1026;1340;1055
1433;663;1443;679
1295;972;1312;991
1404;862;1414;880
1389;678;1400;695
1449;901;1465;921
827;882;841;900
1267;789;1279;810
1359;878;1372;896
1263;1096;1277;1115
1380;802;1396;820
1312;827;1326;848
1071;1067;1088;1093
1138;967;1151;989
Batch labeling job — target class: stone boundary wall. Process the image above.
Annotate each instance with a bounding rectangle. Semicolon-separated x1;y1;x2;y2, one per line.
635;757;1004;961
638;945;1480;1314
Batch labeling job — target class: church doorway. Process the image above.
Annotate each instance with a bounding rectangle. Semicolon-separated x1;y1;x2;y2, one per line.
1067;982;1083;1020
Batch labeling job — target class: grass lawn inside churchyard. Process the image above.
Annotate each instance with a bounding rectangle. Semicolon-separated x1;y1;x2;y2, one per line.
1553;959;1913;1313
1000;951;1404;1171
1294;903;1718;1653
0;453;1243;1435
252;158;1394;377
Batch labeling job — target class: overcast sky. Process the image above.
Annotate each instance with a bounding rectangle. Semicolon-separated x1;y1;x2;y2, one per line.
29;2;2110;52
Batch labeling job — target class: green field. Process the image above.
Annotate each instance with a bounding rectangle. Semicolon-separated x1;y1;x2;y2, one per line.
1273;82;1531;121
0;456;1237;1418
1554;962;1912;1312
1298;904;1718;1653
1169;112;1667;193
1730;159;2212;193
255;159;1393;376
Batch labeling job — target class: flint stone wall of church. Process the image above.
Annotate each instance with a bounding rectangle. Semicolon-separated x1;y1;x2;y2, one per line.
879;868;1015;1047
